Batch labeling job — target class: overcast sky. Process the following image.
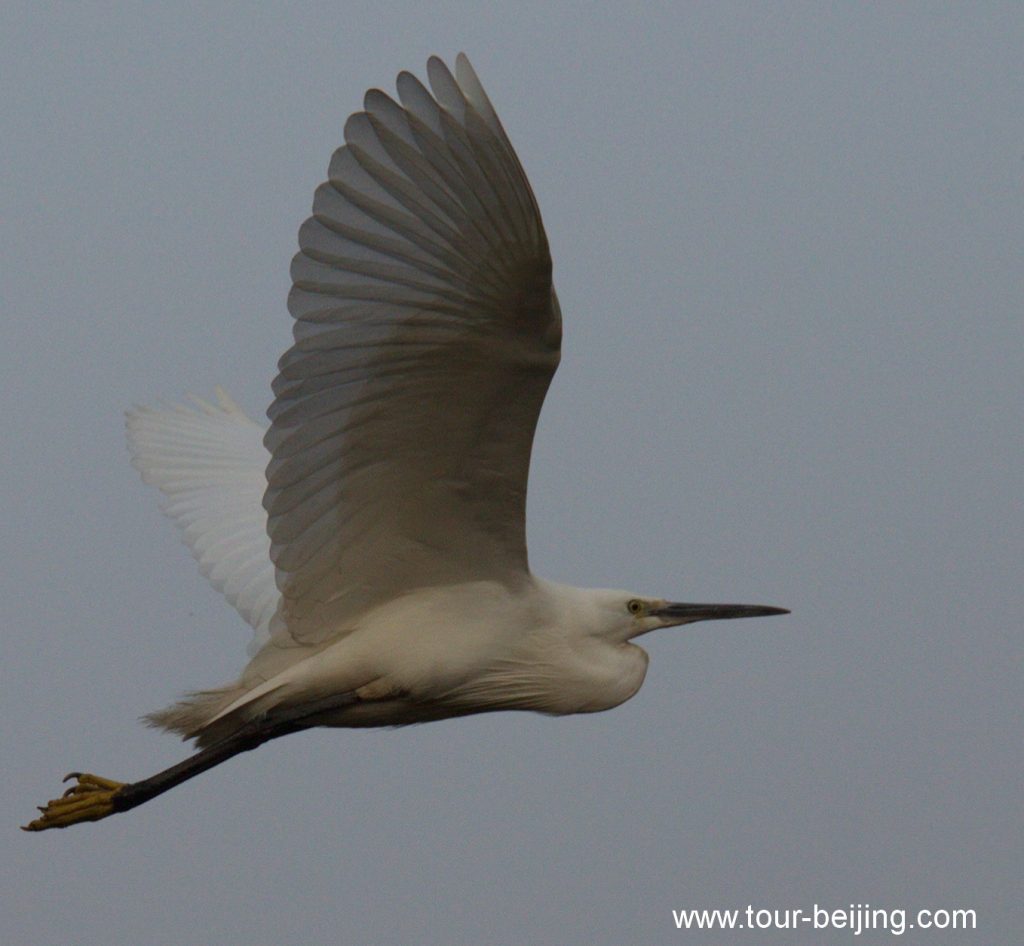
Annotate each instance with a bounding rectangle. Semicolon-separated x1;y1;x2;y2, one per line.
4;3;1021;944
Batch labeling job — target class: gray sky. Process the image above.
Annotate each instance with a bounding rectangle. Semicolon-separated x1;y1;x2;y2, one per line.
4;3;1021;944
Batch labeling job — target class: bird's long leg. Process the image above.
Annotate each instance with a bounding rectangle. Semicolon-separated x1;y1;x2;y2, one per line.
22;693;357;832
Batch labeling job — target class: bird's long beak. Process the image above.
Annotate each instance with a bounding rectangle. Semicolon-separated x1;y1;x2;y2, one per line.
651;602;790;626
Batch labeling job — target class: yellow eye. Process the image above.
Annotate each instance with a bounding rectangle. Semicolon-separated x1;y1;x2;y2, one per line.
627;599;645;616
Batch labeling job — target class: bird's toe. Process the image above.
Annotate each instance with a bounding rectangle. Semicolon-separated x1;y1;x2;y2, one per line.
22;773;126;831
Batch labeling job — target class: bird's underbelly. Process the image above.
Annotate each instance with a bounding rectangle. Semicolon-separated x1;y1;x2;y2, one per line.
284;632;649;726
532;643;650;715
425;639;651;718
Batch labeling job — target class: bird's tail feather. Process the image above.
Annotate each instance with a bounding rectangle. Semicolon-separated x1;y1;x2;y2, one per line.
144;684;251;746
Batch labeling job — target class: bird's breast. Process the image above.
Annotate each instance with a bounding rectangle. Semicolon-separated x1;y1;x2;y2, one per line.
468;638;649;717
554;641;650;715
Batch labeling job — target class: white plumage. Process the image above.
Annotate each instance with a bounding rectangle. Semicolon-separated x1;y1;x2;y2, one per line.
122;53;785;748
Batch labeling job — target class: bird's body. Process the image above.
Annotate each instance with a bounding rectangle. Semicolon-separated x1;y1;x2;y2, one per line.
25;54;786;831
199;579;650;741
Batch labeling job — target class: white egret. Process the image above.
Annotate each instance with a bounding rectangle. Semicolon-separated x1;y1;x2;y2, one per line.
25;54;787;832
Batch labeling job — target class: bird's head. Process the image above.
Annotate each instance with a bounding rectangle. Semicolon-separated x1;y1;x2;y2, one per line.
584;588;789;643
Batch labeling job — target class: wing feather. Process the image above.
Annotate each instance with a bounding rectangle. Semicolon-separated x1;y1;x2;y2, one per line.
265;54;560;643
126;389;277;654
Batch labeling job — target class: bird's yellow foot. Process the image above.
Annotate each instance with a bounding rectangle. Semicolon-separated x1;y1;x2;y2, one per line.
22;772;126;832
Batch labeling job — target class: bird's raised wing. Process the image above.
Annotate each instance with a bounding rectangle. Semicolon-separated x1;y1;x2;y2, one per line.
127;389;278;654
265;54;560;643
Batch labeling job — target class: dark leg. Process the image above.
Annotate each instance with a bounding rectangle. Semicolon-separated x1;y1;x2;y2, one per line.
22;692;357;832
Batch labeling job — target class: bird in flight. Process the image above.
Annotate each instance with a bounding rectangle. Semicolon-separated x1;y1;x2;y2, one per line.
25;54;787;831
